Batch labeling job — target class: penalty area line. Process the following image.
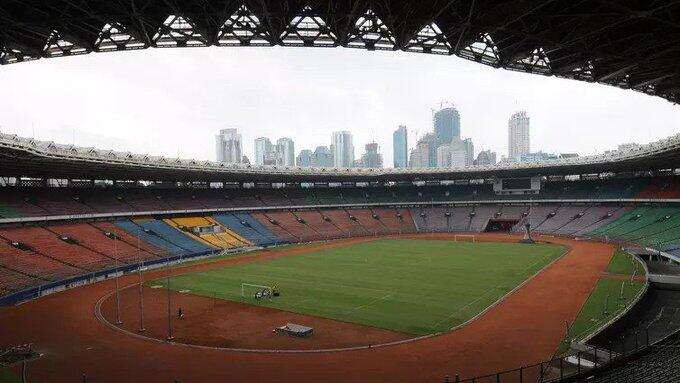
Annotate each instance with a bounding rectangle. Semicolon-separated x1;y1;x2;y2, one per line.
343;293;393;315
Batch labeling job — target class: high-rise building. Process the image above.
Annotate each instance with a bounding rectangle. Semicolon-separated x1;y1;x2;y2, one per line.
508;111;530;160
409;140;431;168
475;150;497;166
450;147;467;167
462;138;474;166
331;131;354;168
254;137;273;166
215;128;242;164
392;125;408;168
360;142;383;169
439;138;473;167
434;106;461;146
276;137;295;166
436;144;451;168
296;149;313;167
418;133;438;168
312;146;334;167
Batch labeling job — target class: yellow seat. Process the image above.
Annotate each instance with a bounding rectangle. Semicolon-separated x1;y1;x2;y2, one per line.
164;216;252;249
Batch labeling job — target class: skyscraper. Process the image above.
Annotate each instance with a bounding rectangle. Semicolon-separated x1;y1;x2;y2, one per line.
409;140;431;168
254;137;273;166
312;146;333;167
475;150;497;166
508;111;530;160
392;125;408;168
331;131;354;168
418;132;438;168
433;106;461;146
462;138;474;166
215;128;242;164
296;149;313;167
439;138;473;167
436;144;451;168
276;137;295;166
360;142;383;168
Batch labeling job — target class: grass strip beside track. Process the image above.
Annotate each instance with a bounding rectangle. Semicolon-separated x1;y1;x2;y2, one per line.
567;279;645;342
606;250;645;276
568;250;646;343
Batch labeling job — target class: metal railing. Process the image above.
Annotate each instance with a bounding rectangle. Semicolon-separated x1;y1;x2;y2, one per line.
451;330;653;383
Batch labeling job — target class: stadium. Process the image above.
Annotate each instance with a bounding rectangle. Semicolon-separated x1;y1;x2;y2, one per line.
1;1;680;382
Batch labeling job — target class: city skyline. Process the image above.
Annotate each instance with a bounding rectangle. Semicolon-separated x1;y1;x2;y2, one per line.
215;105;646;168
1;47;678;166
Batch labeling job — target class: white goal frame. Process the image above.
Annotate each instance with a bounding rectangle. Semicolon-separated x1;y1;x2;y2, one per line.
454;234;476;242
241;283;273;298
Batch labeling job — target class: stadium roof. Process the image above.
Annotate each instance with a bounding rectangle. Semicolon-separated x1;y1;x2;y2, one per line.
1;1;679;103
1;132;679;183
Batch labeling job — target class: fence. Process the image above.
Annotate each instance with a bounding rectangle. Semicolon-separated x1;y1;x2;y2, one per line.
454;329;653;383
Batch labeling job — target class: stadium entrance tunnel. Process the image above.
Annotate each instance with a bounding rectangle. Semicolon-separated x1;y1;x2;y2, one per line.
484;219;519;232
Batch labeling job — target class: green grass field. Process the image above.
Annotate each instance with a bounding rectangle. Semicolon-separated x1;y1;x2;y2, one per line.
153;239;567;335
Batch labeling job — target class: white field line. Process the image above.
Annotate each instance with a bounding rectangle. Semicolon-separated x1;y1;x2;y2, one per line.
343;293;393;315
287;297;314;309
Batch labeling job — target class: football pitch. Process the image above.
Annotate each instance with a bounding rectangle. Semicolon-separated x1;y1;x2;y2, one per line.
153;239;568;335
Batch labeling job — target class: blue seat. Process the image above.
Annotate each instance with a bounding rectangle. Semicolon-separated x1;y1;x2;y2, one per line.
116;219;213;255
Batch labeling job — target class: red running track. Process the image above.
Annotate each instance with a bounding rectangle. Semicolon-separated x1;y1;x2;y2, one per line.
0;233;615;383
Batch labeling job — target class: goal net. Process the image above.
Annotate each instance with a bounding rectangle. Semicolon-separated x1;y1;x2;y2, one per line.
454;235;476;242
241;283;273;300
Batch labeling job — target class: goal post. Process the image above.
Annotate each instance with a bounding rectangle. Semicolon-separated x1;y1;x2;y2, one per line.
454;234;476;242
241;283;273;299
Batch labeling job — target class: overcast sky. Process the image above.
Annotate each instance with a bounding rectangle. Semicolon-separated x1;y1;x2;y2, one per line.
1;46;679;166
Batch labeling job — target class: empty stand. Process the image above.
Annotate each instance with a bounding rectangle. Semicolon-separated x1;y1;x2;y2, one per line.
638;177;680;199
295;211;346;238
347;209;387;235
50;223;160;263
0;234;85;279
321;209;370;236
251;212;301;243
258;212;320;242
0;227;114;272
469;206;498;232
535;205;590;233
90;221;166;257
166;216;251;249
133;219;215;254
114;220;196;255
213;213;284;246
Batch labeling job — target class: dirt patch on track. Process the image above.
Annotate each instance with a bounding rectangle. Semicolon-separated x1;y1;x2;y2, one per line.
0;233;617;383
